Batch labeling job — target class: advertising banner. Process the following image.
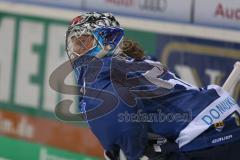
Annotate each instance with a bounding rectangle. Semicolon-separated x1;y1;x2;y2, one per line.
156;33;240;103
0;0;192;22
83;0;192;22
0;10;103;158
0;136;97;160
0;109;102;157
194;0;240;29
0;0;84;10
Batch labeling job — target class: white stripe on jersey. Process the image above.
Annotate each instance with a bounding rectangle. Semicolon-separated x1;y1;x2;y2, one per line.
176;85;240;148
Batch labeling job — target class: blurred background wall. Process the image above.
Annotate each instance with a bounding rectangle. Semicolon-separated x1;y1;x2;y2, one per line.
0;0;239;159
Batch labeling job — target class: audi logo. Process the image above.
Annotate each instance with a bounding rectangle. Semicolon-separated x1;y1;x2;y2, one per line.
139;0;168;12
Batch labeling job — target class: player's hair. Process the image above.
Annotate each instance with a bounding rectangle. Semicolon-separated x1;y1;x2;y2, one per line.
120;38;145;60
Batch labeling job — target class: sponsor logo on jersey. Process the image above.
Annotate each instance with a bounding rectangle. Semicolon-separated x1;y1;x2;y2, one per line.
214;121;224;132
201;97;237;125
211;135;233;144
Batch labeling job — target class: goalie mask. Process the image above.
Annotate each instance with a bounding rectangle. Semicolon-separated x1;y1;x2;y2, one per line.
65;12;124;69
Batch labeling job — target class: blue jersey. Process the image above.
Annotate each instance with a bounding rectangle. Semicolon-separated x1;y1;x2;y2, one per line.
74;55;240;160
